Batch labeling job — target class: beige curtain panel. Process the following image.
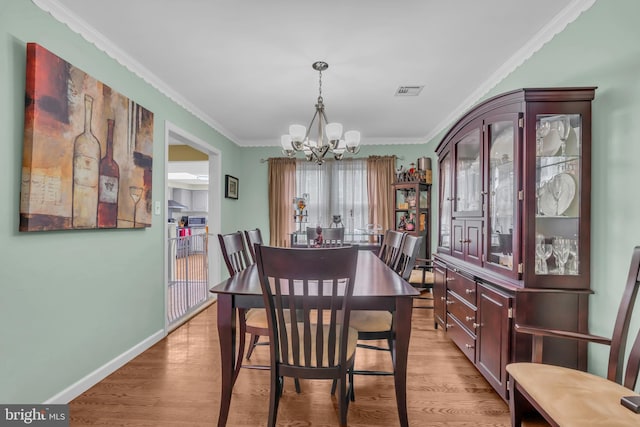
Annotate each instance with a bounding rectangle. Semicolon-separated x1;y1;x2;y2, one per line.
268;158;296;247
367;155;396;234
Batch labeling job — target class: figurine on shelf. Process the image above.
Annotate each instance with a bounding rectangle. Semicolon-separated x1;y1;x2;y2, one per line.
395;165;405;182
294;196;308;223
314;225;323;247
398;215;406;231
408;162;417;181
405;213;416;231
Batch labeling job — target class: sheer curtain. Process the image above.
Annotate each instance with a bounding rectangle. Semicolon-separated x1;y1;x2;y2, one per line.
296;158;368;235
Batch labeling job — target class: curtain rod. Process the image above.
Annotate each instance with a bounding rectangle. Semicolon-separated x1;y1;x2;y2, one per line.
259;155;404;163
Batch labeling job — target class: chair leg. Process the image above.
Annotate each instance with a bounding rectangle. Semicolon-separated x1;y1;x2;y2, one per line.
509;377;526;427
294;378;301;393
338;375;352;427
267;374;282;427
245;333;260;360
349;367;355;402
330;379;337;395
234;310;248;381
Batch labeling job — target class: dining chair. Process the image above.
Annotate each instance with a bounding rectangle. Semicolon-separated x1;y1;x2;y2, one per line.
306;226;345;247
386;230;433;308
254;245;359;427
244;228;263;263
347;232;415;379
377;229;406;267
394;235;424;281
218;232;270;378
406;258;435;309
506;245;640;426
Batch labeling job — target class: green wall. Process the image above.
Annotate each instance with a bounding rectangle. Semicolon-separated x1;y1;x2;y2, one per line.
473;0;640;379
0;0;241;402
3;0;640;403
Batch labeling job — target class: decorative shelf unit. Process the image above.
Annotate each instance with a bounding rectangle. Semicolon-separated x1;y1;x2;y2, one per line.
434;87;596;401
393;181;431;259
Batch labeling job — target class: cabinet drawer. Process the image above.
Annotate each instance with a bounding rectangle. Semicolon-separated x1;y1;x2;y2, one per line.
447;270;477;305
447;291;477;333
447;313;476;363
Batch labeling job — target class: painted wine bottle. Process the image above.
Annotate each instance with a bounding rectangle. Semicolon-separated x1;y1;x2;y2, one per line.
72;94;101;228
98;118;119;227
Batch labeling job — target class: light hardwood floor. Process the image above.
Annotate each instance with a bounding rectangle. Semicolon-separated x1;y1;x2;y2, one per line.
70;297;510;426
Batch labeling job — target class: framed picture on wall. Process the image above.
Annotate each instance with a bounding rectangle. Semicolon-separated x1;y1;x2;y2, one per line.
19;43;154;231
225;175;239;199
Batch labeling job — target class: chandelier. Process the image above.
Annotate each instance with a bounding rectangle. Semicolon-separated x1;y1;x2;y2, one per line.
281;61;361;165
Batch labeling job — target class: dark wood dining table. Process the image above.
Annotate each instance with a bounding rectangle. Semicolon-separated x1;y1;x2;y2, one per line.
209;249;419;427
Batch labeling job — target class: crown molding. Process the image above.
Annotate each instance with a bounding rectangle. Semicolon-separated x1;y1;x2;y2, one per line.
31;0;240;145
424;0;597;143
32;0;596;149
241;136;428;148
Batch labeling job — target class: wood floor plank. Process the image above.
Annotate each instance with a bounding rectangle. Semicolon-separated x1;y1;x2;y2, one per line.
70;300;510;426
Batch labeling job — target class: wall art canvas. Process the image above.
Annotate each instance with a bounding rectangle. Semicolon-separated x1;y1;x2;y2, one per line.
20;43;154;231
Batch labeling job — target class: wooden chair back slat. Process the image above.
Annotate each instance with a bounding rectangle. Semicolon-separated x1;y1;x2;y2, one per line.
218;232;250;276
608;246;640;387
255;246;358;370
378;230;406;267
306;227;345;248
244;228;263;263
394;235;424;280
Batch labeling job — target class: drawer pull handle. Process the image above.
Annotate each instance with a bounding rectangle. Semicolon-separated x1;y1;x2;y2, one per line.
473;323;480;329
462;239;472;244
465;344;475;349
465;316;474;322
446;324;453;328
465;289;475;294
446;300;454;305
446;277;455;282
440;296;446;301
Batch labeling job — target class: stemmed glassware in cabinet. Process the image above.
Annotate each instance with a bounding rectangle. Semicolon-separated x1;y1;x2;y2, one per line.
548;175;564;216
552;236;571;274
535;234;553;274
556;116;571;157
568;238;579;275
536;120;551;156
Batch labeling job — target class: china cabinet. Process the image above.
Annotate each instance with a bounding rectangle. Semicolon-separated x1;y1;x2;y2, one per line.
393;181;431;258
434;87;596;400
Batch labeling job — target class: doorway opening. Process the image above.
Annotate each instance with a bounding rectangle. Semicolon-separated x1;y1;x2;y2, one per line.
165;122;221;331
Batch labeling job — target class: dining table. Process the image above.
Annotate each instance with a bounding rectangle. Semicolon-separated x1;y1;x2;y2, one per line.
209;249;420;427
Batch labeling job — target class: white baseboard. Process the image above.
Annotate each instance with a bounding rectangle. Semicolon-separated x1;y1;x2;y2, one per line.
44;329;166;404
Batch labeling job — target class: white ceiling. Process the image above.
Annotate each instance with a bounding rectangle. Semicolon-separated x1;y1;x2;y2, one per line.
35;0;594;148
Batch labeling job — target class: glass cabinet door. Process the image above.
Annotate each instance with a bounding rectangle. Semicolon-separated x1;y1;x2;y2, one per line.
487;120;516;272
454;128;482;215
534;114;581;276
439;152;452;250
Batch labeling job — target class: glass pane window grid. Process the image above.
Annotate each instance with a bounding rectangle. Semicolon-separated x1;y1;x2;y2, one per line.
295;159;369;235
455;129;481;212
488;121;515;270
534;114;581;276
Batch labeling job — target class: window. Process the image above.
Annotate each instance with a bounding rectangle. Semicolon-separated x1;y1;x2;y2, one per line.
296;158;368;233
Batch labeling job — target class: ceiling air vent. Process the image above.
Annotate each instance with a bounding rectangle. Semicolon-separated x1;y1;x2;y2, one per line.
395;85;424;96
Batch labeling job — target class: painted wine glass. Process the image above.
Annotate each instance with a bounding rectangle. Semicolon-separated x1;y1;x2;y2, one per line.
129;186;143;227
